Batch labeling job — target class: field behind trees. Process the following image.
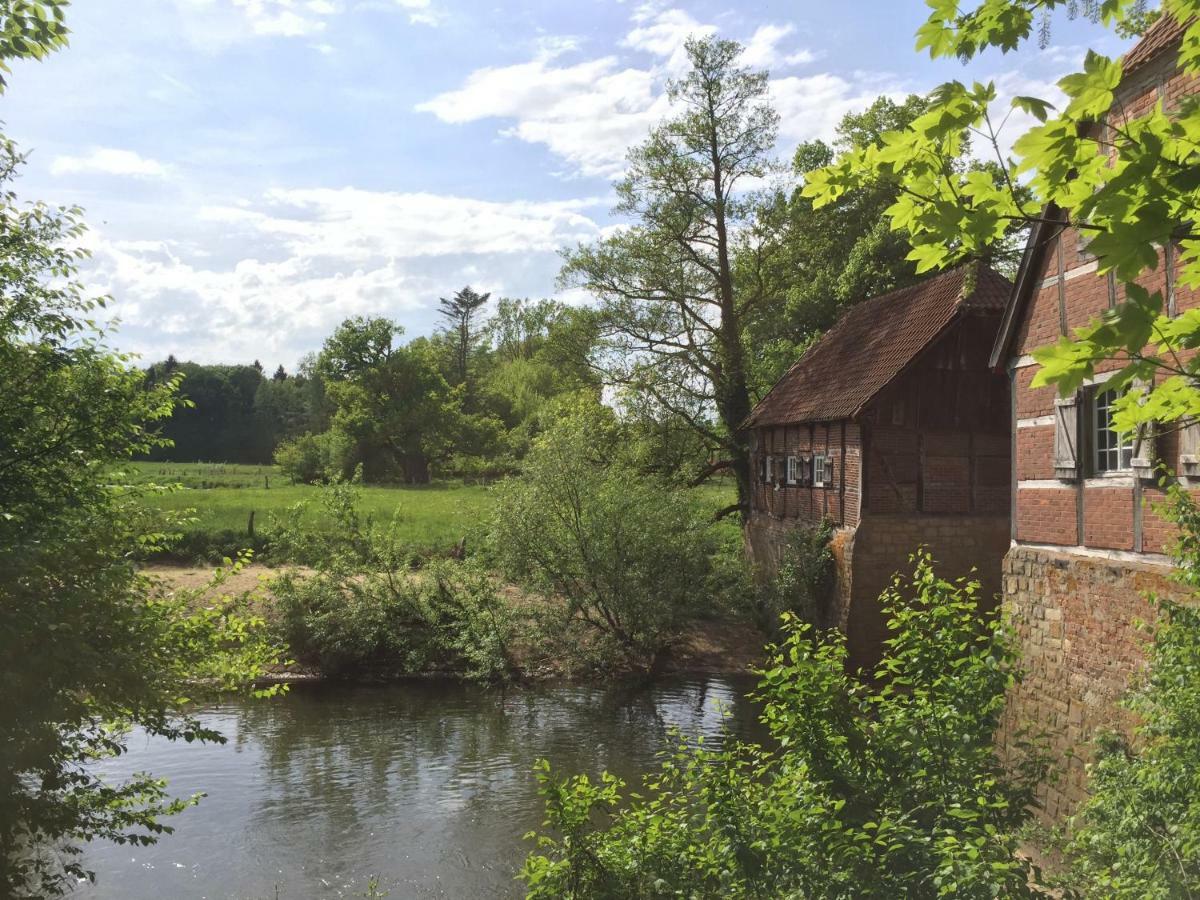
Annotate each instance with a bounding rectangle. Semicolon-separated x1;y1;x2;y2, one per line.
124;461;738;563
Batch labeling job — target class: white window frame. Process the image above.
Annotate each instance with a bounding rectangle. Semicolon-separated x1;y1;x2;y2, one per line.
813;453;830;487
786;455;799;484
1090;386;1133;475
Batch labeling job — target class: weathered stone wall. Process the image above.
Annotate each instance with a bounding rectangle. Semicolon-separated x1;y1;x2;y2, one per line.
998;545;1185;822
844;514;1011;671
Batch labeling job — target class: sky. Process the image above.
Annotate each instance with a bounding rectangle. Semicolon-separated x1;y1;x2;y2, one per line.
2;0;1134;370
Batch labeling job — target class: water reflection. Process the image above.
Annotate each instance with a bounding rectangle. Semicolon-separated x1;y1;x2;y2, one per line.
77;675;763;899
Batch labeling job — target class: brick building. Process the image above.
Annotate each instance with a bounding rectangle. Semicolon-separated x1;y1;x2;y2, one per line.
990;14;1200;822
743;263;1013;670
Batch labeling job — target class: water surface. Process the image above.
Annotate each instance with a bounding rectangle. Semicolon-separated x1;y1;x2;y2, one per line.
77;675;762;899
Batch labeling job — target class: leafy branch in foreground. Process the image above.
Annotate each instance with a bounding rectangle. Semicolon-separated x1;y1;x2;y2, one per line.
0;119;285;894
804;0;1200;434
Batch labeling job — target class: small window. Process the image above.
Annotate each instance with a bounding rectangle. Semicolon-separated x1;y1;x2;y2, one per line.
786;456;798;484
1092;387;1133;474
813;453;830;486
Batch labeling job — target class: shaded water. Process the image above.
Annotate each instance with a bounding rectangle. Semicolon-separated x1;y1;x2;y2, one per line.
76;675;763;899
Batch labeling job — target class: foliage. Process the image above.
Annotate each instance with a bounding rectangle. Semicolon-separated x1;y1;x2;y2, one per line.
0;121;283;892
1063;484;1200;897
315;317;466;483
804;0;1200;436
274;430;340;484
437;284;490;392
489;394;732;666
270;478;517;680
560;36;779;519
0;0;68;92
521;552;1045;899
141;359;314;464
756;518;835;631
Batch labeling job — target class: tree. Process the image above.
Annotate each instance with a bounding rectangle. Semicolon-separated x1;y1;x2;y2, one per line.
272;363;287;381
489;394;727;666
437;284;491;394
0;137;282;895
315;317;462;483
744;95;931;394
804;0;1200;439
560;36;778;520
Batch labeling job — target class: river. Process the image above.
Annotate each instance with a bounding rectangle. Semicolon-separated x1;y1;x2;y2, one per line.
75;674;764;899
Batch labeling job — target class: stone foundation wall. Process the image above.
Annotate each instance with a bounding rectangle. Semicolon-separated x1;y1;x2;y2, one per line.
998;545;1184;822
747;512;1010;669
845;514;1011;671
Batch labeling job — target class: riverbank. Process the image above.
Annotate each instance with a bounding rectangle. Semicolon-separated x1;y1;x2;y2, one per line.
146;564;768;680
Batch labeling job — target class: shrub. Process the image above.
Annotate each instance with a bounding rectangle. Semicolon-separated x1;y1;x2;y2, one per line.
269;480;516;680
1063;485;1200;897
521;552;1048;899
274;432;331;484
488;396;728;668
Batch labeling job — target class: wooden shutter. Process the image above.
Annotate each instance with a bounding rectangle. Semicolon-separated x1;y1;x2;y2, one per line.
1053;395;1080;480
1180;419;1200;478
1130;378;1157;480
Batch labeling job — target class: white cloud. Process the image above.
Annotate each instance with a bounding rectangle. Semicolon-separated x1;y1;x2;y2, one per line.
171;0;439;47
771;74;907;146
416;40;668;178
417;4;894;178
740;24;814;70
83;188;606;364
50;147;171;178
198;186;606;259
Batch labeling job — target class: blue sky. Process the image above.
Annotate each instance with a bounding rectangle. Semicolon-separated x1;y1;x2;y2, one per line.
2;0;1130;369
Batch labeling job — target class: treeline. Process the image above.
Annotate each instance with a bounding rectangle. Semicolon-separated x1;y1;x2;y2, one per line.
141;295;601;479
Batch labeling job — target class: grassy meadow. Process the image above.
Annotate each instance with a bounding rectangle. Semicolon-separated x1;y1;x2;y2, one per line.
122;461;737;563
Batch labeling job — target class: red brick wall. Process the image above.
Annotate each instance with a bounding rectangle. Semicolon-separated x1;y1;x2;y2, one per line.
1008;49;1200;558
1015;487;1077;545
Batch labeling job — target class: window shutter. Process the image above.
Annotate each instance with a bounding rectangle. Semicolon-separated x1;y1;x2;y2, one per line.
1053;395;1080;480
1131;378;1157;480
1180;419;1200;478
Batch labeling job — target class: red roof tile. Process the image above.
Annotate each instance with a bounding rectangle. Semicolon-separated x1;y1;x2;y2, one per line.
1123;12;1189;76
745;264;1011;428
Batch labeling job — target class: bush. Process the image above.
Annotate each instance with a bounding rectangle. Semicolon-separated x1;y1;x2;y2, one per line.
269;479;516;680
274;432;332;484
1063;485;1200;897
756;518;835;631
521;552;1048;899
488;396;730;668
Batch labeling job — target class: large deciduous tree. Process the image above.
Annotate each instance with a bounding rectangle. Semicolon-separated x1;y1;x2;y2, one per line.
316;317;462;483
560;36;778;520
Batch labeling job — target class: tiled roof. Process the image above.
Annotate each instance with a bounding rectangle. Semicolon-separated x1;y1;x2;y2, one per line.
745;264;1011;428
1123;12;1189;76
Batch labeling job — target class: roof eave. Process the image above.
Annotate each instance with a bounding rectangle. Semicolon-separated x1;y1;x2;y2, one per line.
988;206;1064;370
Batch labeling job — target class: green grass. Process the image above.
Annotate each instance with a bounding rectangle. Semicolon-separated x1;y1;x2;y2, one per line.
123;461;739;563
124;462;495;562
